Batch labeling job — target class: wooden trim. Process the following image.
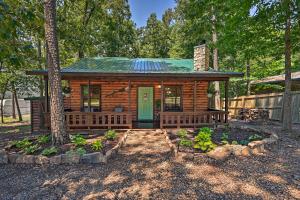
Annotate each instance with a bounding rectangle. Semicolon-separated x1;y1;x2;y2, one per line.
136;85;155;121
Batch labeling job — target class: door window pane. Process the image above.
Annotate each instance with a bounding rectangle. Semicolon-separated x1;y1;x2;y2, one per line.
81;85;101;112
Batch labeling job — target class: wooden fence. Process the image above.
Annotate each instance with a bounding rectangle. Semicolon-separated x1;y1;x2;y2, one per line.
224;91;300;123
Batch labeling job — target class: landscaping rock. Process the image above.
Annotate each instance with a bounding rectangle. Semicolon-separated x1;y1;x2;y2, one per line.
230;145;244;156
240;146;252;157
8;153;18;163
81;152;106;164
248;140;264;148
0;150;8;164
251;144;265;154
262;137;277;144
35;156;49;165
61;154;80;164
49;155;62;164
207;146;231;160
15;155;35;164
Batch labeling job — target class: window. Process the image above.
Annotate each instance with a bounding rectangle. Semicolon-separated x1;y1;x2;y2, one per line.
81;85;101;112
164;86;182;111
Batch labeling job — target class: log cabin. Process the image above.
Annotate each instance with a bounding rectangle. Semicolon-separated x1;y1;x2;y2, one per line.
27;44;243;132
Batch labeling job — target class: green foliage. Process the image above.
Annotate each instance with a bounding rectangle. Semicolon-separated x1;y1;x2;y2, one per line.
71;134;87;147
193;127;216;152
14;138;32;149
91;140;104;151
179;139;193;148
24;144;39;155
41;147;58;156
239;140;250;146
105;130;117;140
76;147;86;156
37;135;51;144
221;132;229;141
231;140;238;145
248;134;263;141
177;129;188;138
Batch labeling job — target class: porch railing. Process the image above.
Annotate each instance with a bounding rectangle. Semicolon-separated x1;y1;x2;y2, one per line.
44;112;132;129
159;111;228;128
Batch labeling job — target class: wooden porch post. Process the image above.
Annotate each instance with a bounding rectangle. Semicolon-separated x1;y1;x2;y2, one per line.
44;76;49;113
88;80;91;112
160;80;164;128
193;81;197;129
225;79;229;123
128;80;132;128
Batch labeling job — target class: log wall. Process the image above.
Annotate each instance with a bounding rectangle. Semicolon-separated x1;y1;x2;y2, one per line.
69;80;209;121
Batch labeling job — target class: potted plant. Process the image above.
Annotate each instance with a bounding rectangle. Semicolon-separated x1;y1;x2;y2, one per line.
62;86;71;97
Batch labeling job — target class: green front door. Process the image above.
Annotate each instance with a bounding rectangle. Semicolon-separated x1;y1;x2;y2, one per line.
138;87;154;121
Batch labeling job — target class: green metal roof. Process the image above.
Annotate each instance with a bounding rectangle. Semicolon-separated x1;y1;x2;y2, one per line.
62;57;194;73
27;57;244;78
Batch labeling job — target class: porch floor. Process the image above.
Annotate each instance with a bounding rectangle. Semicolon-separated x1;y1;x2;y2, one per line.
132;121;160;129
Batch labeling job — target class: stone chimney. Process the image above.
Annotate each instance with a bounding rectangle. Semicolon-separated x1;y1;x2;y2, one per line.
194;43;209;71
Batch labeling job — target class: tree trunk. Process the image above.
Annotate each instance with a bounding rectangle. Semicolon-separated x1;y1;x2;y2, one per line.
37;39;44;97
246;59;251;95
13;89;22;122
44;0;69;144
0;88;7;124
12;91;16;119
212;7;220;109
282;3;292;131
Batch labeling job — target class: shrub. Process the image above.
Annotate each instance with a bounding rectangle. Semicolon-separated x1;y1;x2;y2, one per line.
231;140;238;145
105;130;117;140
221;132;229;144
193;127;216;152
177;129;188;138
179;139;193;148
37;135;51;144
71;134;87;146
239;140;249;146
14;138;32;149
76;147;86;156
24;144;39;154
248;134;263;141
91;140;104;151
41;147;58;156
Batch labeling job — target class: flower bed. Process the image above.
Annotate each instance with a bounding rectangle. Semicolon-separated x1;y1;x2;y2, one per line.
0;130;130;165
164;125;278;160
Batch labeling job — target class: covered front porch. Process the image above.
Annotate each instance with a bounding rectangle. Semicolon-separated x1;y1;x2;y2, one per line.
41;77;229;130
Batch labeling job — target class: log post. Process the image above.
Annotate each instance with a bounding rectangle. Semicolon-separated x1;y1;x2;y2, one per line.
88;80;91;112
225;80;229;123
193;81;197;129
160;80;164;128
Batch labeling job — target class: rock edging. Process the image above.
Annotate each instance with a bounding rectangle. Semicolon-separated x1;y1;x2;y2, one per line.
162;129;178;157
0;130;130;165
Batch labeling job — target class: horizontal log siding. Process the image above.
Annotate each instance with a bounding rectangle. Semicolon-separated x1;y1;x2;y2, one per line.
69;80;208;121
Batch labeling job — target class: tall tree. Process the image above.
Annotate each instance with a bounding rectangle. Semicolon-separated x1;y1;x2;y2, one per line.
44;0;69;144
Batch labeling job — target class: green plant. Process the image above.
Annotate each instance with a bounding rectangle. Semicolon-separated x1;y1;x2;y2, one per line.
91;140;104;151
248;134;263;141
14;138;32;149
24;144;39;154
71;134;87;146
193;128;216;152
177;129;188;138
105;130;117;140
41;147;58;156
179;139;193;147
239;140;250;146
76;147;86;156
37;135;51;144
231;140;238;145
221;132;229;144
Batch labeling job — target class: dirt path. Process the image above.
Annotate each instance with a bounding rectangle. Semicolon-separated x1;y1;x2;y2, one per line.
121;130;171;156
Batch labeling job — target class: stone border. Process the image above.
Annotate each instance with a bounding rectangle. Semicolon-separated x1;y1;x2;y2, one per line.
163;125;279;160
0;130;131;165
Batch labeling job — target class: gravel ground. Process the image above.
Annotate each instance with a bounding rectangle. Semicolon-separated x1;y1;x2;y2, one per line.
0;125;299;200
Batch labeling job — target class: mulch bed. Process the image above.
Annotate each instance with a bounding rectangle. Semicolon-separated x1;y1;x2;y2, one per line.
168;127;269;153
4;131;125;157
